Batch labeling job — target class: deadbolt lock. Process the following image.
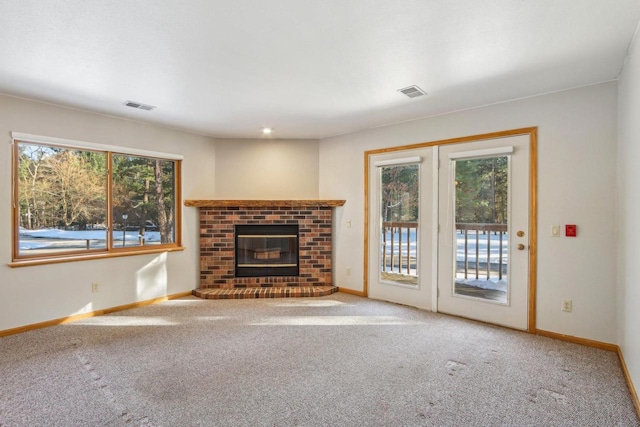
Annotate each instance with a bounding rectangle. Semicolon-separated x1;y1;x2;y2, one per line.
517;230;525;237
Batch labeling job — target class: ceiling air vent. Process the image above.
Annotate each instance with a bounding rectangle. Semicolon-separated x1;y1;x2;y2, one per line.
124;100;156;111
397;85;426;99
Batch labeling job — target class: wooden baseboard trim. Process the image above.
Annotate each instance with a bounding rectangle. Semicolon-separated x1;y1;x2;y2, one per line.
337;287;366;297
0;291;193;337
535;329;618;352
618;347;640;420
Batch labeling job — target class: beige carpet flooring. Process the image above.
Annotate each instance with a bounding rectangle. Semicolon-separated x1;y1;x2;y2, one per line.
0;293;638;426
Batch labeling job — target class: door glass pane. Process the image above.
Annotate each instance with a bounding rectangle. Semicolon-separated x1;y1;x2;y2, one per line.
379;164;419;285
453;156;508;303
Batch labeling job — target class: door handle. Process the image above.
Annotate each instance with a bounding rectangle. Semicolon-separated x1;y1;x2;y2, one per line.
517;243;526;250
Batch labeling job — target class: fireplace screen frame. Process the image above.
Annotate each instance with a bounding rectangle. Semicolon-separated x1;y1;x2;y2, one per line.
234;224;300;277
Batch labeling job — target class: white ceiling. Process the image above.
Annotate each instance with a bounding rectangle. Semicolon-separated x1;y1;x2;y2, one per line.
1;1;639;140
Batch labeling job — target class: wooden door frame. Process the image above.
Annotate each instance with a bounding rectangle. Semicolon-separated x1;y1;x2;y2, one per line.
364;127;538;333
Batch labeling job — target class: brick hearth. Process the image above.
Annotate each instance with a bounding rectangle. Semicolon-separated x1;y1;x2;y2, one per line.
186;200;345;299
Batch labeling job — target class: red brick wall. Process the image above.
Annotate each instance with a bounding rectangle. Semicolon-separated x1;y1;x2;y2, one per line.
199;207;333;288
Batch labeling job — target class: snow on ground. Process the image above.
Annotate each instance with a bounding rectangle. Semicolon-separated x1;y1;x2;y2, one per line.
18;228;161;250
455;278;507;292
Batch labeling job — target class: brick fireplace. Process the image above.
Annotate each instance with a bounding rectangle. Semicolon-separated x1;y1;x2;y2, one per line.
185;200;345;299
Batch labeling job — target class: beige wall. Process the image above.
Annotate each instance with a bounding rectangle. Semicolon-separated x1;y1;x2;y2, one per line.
617;24;640;402
214;138;319;199
320;82;618;344
0;94;216;331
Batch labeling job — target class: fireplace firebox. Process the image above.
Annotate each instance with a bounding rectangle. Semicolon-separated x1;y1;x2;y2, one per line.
235;224;299;277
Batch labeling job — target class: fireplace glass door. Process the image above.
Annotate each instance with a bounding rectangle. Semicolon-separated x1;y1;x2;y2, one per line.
235;225;299;277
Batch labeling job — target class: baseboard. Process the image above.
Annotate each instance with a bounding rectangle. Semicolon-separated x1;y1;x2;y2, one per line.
618;347;640;420
535;329;618;352
337;287;366;297
0;291;193;337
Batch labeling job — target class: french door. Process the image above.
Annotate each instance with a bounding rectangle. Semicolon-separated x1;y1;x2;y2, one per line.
366;131;534;330
368;148;435;310
437;135;530;330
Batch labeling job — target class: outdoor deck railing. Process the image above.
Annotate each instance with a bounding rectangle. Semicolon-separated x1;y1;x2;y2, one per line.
381;221;508;280
381;221;417;275
456;223;508;280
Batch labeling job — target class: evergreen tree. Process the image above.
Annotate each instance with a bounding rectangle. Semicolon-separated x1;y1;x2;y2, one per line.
455;156;508;224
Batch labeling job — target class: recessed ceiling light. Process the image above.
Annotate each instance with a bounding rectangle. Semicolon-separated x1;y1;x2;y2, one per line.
262;127;273;135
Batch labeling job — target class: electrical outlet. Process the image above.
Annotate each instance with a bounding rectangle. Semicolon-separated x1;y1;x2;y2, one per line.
346;267;351;276
347;220;352;228
551;225;561;237
91;282;99;293
562;299;572;312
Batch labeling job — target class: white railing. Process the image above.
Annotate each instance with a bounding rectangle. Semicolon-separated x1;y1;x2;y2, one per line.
380;222;508;280
456;223;508;280
381;221;418;276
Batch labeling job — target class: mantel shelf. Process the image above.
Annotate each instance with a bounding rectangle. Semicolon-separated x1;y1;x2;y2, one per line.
184;199;346;208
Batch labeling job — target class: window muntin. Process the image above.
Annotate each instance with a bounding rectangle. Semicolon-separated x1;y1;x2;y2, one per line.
13;140;181;262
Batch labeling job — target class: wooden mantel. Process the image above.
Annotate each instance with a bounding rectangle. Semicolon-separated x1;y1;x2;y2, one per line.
184;199;346;208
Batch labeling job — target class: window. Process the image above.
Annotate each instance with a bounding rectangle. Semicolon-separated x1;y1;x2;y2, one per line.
12;134;182;264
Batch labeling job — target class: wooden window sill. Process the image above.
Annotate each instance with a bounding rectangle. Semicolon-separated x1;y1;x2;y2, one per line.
8;246;185;268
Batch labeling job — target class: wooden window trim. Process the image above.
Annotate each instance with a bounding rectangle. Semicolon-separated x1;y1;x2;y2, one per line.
9;246;185;268
10;137;183;266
